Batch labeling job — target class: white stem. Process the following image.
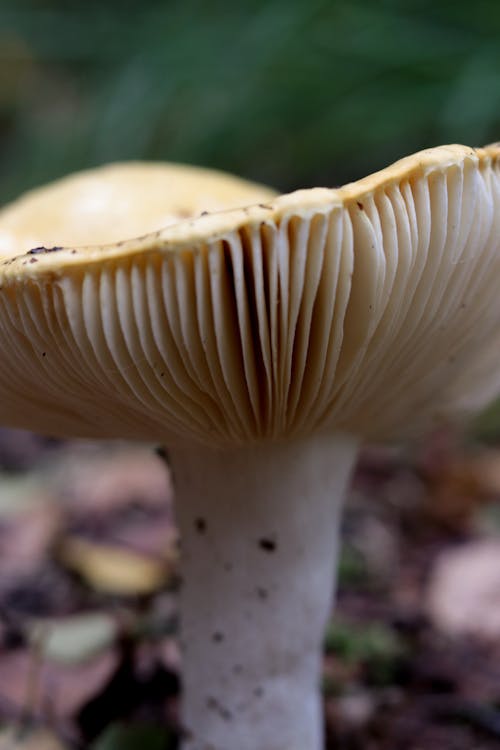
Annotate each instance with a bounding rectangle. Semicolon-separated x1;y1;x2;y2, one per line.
171;433;359;750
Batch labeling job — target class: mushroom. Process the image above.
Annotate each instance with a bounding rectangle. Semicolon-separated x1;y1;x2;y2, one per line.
0;144;499;750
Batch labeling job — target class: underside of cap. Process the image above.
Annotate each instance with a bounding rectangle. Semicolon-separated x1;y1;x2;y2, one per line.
0;144;498;445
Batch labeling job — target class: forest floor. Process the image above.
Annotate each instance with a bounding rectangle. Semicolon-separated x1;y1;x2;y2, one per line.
1;426;500;750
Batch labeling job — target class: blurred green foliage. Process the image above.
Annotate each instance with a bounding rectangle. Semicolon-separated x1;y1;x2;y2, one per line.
337;543;371;588
0;0;499;203
324;619;405;687
91;722;173;750
472;399;500;442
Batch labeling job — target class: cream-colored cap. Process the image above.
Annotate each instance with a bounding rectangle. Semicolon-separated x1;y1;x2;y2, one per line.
0;162;276;256
0;146;498;445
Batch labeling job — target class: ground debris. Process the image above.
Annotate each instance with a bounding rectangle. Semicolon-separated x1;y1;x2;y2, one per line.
0;429;499;748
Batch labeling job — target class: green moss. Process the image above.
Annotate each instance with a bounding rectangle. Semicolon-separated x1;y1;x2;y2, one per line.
324;620;405;687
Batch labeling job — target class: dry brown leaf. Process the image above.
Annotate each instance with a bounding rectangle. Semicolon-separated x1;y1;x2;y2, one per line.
468;449;500;496
55;448;172;515
0;502;62;578
0;648;118;720
421;461;484;531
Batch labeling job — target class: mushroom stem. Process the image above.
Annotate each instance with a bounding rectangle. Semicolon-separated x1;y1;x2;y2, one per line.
171;433;359;750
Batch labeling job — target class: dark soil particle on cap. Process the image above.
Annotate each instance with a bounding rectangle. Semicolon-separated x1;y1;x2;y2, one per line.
206;696;232;721
356;201;365;210
155;445;169;463
194;517;207;534
258;536;277;553
28;246;63;255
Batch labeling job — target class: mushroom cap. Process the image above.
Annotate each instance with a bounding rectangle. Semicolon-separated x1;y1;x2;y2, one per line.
0;162;277;255
0;145;498;445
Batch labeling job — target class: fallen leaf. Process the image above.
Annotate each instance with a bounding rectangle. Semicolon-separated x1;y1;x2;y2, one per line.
0;727;68;750
0;477;53;519
0;502;62;578
59;537;172;596
28;612;118;665
55;448;172;516
326;688;376;732
468;449;500;495
427;539;500;639
0;648;118;721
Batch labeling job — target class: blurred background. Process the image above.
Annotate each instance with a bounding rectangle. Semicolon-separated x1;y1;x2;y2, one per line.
1;2;500;749
1;0;500;205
